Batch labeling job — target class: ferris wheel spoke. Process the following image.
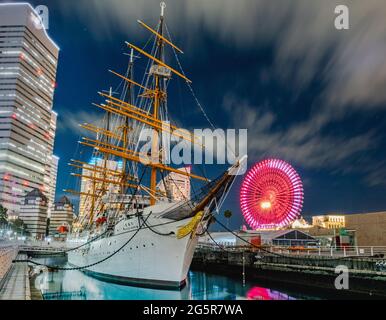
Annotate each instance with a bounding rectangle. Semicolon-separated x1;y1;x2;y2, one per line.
240;159;304;230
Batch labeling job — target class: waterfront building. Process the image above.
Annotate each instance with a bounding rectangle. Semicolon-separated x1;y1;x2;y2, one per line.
312;215;345;229
200;230;318;247
309;211;386;246
49;196;74;240
19;188;48;240
157;167;191;202
236;230;262;247
257;230;317;247
289;217;312;229
344;212;386;246
0;3;59;217
200;232;237;247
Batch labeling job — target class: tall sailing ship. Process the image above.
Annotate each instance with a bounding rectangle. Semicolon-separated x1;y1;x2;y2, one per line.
65;3;245;289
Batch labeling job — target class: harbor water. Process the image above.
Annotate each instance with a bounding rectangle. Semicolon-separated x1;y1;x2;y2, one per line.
33;258;320;300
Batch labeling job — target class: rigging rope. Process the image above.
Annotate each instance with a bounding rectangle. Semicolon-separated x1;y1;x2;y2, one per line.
205;230;231;253
14;214;150;271
165;23;238;164
165;24;216;131
17;213;188;259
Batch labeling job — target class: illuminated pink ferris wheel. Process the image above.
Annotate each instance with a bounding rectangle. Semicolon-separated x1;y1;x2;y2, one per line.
240;159;304;230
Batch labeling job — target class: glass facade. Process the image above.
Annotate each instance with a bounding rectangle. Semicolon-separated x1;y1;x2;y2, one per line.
0;3;59;216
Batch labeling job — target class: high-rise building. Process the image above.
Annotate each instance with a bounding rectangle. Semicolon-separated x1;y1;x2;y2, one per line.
19;188;48;240
78;157;122;223
0;3;60;216
157;167;191;202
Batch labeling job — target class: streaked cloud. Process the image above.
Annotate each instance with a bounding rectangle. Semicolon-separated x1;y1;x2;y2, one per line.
224;94;376;173
59;0;386;113
57;110;104;136
55;0;386;186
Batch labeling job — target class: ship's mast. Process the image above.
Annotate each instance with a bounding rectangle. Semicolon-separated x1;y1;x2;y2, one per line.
149;2;167;205
100;87;113;214
67;2;209;221
120;50;135;201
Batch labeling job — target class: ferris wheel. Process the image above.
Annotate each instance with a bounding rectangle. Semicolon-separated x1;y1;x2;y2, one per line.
240;159;304;230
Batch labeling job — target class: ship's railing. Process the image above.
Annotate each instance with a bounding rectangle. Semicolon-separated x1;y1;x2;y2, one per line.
196;243;386;258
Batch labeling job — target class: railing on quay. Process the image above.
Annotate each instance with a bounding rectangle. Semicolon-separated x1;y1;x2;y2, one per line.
42;287;87;300
0;245;18;292
196;243;386;258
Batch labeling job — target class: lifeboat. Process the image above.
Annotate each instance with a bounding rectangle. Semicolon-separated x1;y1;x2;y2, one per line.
57;225;69;234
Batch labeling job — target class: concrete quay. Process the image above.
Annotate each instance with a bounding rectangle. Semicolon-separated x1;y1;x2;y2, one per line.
0;247;17;281
192;247;386;299
0;253;31;300
0;241;68;300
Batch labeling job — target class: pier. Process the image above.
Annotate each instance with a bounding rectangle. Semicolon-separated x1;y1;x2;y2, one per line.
0;251;30;300
0;246;18;292
0;242;66;300
192;244;386;298
18;245;67;257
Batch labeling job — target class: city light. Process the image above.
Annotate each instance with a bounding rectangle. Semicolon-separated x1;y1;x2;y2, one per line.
260;201;272;210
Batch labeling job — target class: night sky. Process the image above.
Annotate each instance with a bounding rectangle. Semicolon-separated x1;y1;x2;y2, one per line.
4;0;386;230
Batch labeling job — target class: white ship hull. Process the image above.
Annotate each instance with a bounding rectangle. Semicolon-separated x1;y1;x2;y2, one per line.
67;209;203;289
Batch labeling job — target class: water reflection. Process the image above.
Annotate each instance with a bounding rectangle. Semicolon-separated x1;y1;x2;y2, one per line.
34;258;307;300
247;287;296;301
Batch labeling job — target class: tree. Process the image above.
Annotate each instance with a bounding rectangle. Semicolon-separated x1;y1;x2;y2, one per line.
0;204;8;228
11;218;26;235
46;218;50;237
224;210;233;229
